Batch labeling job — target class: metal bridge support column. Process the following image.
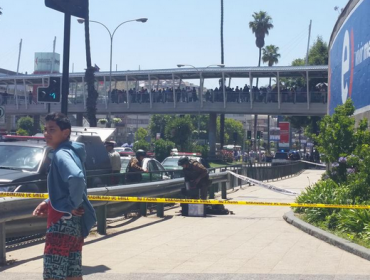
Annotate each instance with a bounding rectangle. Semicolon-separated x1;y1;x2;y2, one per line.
222;181;227;199
306;71;310;109
126;75;130;109
208;113;217;160
96;205;107;235
249;72;253;109
23;79;27;109
277;72;281;109
148;74;152;109
14;79;18;109
103;76;107;108
172;73;176;108
0;222;5;266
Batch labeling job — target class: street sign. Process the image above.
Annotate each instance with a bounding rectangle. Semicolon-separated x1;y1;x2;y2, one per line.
37;77;61;103
45;0;88;18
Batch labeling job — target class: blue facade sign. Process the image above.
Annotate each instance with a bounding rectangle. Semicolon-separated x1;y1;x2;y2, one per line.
329;0;370;115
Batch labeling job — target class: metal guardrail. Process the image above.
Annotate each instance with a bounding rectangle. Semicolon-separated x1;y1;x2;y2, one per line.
0;162;305;265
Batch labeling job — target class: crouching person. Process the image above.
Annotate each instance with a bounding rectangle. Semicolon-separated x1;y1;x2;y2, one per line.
33;112;96;280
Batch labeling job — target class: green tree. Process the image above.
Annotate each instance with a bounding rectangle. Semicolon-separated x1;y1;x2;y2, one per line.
135;127;148;141
17;116;33;136
154;139;176;162
133;139;150;152
16;128;28;136
165;116;194;151
81;0;99;127
262;44;280;86
308;36;329;65
149;114;172;139
216;117;244;147
315;99;359;163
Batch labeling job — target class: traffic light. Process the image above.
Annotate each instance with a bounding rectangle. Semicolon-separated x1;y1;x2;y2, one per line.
37;77;61;103
247;130;252;140
45;0;88;18
260;131;264;138
256;131;261;140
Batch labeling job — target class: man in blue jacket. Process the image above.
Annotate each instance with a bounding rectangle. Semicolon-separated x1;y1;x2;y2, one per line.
33;112;96;280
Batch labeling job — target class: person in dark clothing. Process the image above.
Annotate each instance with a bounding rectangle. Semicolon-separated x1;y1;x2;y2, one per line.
178;156;211;200
126;150;147;183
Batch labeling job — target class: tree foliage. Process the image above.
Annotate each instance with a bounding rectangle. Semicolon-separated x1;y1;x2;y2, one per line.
17;116;33;136
262;45;280;67
149;114;172;139
165;116;194;151
216;117;245;146
308;36;329;65
133;139;150;152
154;139;176;162
135;127;148;141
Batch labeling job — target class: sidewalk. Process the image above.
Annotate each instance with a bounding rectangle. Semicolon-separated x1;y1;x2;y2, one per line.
2;170;370;279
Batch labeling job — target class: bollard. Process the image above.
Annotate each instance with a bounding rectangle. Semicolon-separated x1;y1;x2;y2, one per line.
0;222;5;266
96;205;107;235
140;202;148;217
156;202;164;218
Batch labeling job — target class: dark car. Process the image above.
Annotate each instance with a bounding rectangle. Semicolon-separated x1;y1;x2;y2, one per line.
271;152;290;166
288;150;301;161
0;134;112;193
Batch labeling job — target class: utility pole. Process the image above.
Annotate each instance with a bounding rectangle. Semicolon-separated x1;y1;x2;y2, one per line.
16;39;22;75
51;36;56;74
305;20;312;65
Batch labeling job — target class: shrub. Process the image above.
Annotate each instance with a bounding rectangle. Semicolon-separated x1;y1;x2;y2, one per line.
133;139;150;152
16;128;28;136
154;139;175;162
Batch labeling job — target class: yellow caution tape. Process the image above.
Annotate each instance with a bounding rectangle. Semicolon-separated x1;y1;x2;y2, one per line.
1;192;370;209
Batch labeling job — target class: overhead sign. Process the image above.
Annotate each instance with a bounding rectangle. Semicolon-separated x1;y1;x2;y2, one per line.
279;122;290;148
329;0;370;115
269;127;280;141
45;0;88;18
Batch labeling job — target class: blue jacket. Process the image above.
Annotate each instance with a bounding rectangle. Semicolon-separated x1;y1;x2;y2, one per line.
47;141;96;238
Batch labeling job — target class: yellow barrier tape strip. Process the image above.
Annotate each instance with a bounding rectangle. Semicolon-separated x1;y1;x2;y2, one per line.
1;192;370;209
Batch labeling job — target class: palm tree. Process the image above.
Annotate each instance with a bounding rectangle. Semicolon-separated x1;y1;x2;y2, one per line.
262;44;280;86
83;0;98;127
249;11;273;150
220;0;225;149
0;7;3;15
249;11;274;71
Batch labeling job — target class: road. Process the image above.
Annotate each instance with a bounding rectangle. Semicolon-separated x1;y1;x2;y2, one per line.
1;169;370;279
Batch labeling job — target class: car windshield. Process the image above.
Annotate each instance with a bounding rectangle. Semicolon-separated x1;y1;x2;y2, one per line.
162;158;179;167
0;145;44;171
275;153;288;159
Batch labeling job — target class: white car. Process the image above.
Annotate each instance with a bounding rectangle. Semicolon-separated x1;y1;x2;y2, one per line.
121;157;170;182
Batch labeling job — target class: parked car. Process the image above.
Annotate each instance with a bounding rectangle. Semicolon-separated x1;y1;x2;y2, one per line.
271;152;290;166
120;157;170;182
115;147;135;157
161;153;210;178
0;134;112;193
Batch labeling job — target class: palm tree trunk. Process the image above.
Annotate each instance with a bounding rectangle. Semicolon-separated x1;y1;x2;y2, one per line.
84;0;98;127
219;0;225;149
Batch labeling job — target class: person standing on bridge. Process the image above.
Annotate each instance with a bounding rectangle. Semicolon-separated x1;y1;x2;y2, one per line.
33;112;96;280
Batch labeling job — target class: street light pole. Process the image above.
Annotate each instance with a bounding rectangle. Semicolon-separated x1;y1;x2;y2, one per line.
78;18;147;126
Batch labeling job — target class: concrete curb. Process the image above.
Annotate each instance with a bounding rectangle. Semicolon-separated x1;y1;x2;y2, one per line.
283;210;370;261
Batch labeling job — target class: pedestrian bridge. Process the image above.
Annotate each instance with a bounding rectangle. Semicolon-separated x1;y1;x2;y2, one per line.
0;65;328;116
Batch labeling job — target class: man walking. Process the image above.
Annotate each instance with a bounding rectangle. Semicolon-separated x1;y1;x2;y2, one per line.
33;112;96;280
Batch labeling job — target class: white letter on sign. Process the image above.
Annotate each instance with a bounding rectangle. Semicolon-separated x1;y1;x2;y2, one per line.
342;30;350;104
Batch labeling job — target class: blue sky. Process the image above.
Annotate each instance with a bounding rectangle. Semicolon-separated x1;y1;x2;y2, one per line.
0;0;349;88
